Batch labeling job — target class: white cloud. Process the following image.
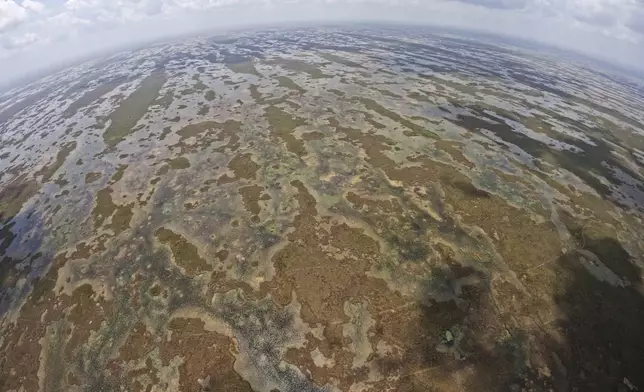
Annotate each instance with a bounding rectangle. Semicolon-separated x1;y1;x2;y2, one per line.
0;1;29;32
628;9;644;35
21;0;44;13
47;12;91;28
530;0;641;38
4;0;644;40
453;0;527;10
63;0;164;23
1;31;41;49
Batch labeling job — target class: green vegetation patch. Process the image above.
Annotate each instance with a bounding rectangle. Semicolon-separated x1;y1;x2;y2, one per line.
277;76;305;94
35;141;77;183
168;156;191;170
319;52;364;68
103;72;167;148
226;60;262;77
0;175;40;222
205;90;216;101
355;97;438;138
268;58;331;79
63;79;124;118
92;187;117;228
85;172;102;184
265;106;307;156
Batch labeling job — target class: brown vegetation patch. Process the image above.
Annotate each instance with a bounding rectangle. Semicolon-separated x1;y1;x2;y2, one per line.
434;139;474;169
155;227;210;275
239;184;270;217
173;120;242;154
158;317;252;392
217;153;260;185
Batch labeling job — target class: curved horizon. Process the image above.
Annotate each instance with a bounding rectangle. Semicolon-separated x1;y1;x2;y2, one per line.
1;0;644;85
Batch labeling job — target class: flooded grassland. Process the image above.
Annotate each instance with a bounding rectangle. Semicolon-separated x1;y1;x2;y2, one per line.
1;26;644;392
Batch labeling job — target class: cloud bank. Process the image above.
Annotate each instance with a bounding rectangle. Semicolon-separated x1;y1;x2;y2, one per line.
0;0;643;82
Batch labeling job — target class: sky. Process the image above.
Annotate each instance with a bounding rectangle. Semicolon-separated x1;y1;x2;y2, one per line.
1;0;644;82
